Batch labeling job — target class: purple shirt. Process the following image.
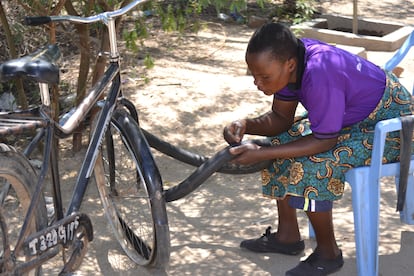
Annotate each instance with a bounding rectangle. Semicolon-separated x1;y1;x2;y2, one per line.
275;38;386;139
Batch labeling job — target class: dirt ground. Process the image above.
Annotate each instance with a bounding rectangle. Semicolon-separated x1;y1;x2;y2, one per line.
41;0;414;275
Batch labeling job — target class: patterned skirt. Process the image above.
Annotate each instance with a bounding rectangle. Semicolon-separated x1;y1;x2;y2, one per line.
262;71;414;202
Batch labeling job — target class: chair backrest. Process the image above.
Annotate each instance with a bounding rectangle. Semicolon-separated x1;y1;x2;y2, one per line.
383;30;414;93
370;115;414;222
384;30;414;71
370;117;404;173
370;115;414;175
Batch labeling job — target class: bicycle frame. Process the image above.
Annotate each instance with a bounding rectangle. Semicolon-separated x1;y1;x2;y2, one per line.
1;2;149;272
1;0;272;272
13;46;120;275
66;63;121;214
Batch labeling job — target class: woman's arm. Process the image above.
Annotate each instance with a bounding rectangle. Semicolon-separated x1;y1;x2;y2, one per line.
229;135;338;165
224;97;338;165
223;98;298;144
245;98;298;136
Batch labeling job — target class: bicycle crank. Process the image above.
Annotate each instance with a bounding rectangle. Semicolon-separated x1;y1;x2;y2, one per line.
59;224;90;275
21;212;93;275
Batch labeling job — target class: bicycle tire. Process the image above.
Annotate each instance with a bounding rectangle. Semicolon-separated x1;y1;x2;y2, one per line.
0;143;48;275
94;109;170;268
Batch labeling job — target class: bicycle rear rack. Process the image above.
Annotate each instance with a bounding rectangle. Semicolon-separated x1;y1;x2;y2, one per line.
0;117;48;136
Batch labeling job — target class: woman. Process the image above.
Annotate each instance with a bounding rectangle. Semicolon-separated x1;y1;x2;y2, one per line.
223;22;413;275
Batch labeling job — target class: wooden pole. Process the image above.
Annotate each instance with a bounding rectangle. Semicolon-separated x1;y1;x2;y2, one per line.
353;0;358;34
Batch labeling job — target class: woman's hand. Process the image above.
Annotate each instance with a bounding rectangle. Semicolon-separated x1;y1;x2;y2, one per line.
229;142;262;165
223;120;245;145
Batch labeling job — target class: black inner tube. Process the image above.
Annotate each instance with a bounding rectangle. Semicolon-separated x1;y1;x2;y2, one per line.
141;128;273;202
142;128;272;174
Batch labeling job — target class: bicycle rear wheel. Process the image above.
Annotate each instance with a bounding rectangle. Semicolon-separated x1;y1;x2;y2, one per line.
0;144;47;275
94;109;170;268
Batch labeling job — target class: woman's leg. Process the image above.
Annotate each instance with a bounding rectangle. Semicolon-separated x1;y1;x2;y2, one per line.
275;196;301;243
306;210;340;259
286;210;344;275
239;196;305;255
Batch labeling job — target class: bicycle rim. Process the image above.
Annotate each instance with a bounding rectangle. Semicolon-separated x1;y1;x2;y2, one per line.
0;144;47;275
94;111;170;267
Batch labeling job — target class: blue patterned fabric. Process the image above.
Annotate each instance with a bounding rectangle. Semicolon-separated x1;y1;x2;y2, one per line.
262;71;414;203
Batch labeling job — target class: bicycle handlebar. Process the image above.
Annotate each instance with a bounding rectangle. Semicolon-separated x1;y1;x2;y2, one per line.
25;0;150;26
24;16;51;26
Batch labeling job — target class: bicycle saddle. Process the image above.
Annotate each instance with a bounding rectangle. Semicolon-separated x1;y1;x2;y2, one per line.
0;44;60;84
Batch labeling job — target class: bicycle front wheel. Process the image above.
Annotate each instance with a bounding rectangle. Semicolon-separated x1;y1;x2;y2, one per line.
94;109;170;268
0;144;47;275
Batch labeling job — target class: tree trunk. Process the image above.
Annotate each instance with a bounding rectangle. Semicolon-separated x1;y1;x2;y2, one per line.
64;0;91;152
283;0;297;13
72;24;90;152
0;1;28;109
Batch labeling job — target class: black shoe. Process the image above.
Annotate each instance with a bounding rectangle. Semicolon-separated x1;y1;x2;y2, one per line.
285;250;344;276
240;226;305;255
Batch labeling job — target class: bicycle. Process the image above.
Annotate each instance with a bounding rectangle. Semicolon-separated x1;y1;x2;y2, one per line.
0;1;270;274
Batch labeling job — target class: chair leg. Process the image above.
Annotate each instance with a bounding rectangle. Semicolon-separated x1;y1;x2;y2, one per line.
347;168;380;276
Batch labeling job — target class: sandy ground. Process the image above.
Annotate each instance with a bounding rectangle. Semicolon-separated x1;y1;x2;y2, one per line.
44;1;414;275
